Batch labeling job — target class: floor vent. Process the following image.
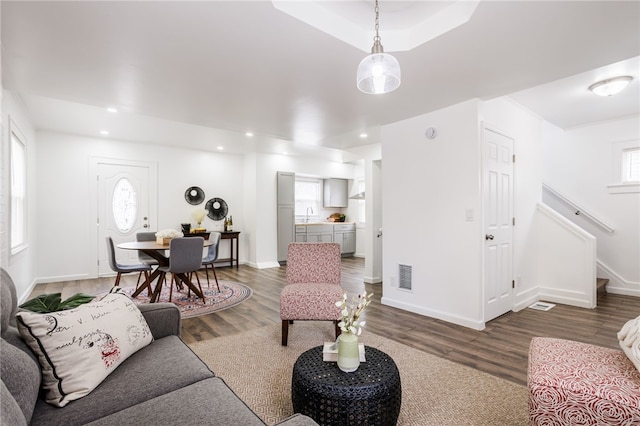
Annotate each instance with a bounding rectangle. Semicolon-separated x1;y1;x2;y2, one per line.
399;264;412;290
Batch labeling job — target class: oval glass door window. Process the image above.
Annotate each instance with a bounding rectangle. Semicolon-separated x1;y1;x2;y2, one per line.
112;178;138;233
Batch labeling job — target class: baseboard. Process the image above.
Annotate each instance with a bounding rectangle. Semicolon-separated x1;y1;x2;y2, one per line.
381;296;485;330
252;261;281;269
597;260;640;297
513;287;539;312
536;286;595;309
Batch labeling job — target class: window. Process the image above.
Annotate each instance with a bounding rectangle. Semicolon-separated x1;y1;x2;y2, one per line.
608;140;640;194
295;179;321;218
622;148;640;183
112;178;138;233
10;126;27;253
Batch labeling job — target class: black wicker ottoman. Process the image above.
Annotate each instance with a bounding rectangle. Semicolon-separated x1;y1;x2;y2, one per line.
291;346;401;426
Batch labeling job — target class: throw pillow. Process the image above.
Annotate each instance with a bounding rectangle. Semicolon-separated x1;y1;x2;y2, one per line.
16;288;153;407
618;315;640;373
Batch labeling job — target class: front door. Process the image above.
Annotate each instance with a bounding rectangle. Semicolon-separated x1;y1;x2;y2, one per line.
483;127;514;322
96;160;157;276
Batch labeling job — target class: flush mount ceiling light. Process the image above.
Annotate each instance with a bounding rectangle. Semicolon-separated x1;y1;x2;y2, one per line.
356;0;401;94
589;76;633;96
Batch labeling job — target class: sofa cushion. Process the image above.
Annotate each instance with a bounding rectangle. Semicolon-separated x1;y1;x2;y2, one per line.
618;315;640;373
84;377;266;426
16;289;153;407
1;381;27;426
0;338;40;423
29;335;216;426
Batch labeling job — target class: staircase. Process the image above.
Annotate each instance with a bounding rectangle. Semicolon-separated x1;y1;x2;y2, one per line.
597;277;609;296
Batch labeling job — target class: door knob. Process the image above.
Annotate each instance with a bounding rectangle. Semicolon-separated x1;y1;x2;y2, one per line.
143;224;149;228
485;234;494;240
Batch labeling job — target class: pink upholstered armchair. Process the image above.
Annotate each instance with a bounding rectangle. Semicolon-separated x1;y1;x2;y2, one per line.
280;242;344;346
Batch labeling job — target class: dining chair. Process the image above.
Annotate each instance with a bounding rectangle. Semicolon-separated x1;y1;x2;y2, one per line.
156;237;205;303
105;236;152;295
136;231;160;267
279;242;344;346
201;232;221;292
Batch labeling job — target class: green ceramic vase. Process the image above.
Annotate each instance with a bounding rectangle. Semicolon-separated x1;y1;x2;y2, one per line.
337;331;360;372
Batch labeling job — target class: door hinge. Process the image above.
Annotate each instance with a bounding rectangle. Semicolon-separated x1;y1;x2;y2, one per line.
512;217;515;226
512;280;515;289
512;154;516;163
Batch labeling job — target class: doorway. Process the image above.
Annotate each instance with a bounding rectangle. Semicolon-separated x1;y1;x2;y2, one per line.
92;159;157;276
482;127;514;322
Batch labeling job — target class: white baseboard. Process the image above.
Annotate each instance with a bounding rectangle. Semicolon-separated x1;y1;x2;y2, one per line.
597;260;640;297
381;296;485;330
536;286;595;309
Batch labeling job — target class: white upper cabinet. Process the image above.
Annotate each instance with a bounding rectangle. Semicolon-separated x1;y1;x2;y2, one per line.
323;178;348;208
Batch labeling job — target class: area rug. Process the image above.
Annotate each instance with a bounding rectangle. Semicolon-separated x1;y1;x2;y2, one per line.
116;280;252;318
188;322;529;426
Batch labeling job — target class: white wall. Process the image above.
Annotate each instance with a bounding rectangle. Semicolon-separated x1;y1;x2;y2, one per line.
541;116;640;295
381;97;545;329
1;90;38;300
35;131;245;282
381;99;485;329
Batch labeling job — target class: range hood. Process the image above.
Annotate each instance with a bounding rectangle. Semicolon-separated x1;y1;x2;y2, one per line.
349;192;365;200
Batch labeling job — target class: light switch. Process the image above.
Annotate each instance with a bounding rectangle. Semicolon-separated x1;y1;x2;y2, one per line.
465;209;474;221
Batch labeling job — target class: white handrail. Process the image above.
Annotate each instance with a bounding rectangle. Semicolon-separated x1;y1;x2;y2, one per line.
542;183;614;233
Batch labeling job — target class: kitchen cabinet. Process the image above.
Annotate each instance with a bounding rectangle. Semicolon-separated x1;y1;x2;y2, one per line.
295;225;307;242
277;171;295;262
334;223;356;255
323;178;348;208
305;224;334;243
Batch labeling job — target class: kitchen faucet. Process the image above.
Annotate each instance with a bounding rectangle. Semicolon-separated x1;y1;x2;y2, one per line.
306;207;313;223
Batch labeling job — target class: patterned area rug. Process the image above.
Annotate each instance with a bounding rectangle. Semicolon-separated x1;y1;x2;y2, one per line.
117;280;252;318
189;322;529;426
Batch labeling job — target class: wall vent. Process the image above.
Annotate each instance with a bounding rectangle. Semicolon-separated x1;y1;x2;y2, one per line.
398;264;412;290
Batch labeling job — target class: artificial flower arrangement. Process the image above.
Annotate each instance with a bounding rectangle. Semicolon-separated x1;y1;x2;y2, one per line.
335;291;373;335
155;229;184;239
155;229;184;244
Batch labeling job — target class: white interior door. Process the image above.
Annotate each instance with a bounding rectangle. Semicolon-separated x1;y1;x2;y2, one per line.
97;160;157;276
483;128;514;322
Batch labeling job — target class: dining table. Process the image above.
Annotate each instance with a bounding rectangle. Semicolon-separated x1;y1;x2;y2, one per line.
118;238;213;303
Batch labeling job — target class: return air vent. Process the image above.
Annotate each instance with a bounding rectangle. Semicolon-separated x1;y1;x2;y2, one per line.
398;264;412;290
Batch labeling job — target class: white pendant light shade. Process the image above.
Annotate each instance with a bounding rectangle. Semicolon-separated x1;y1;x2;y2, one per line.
357;52;401;94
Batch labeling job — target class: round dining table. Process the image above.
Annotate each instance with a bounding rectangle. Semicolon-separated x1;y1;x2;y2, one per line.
118;238;212;303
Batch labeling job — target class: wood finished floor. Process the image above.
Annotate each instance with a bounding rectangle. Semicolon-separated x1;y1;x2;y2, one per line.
30;257;640;386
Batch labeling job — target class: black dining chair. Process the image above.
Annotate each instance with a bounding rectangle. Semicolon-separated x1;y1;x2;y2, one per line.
105;236;152;295
156;237;205;303
201;232;221;292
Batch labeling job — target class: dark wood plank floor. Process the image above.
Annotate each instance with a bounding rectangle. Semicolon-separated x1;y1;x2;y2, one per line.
29;257;640;386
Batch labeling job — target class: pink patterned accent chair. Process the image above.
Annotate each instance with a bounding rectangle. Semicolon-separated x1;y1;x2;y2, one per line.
280;242;344;346
528;337;640;425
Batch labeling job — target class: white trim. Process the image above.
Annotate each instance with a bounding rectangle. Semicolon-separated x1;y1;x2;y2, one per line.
597;260;640;297
606;183;640;194
381;296;486;330
542;183;615;232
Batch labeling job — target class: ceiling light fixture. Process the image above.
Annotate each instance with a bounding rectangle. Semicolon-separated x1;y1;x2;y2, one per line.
589;76;633;97
356;0;401;95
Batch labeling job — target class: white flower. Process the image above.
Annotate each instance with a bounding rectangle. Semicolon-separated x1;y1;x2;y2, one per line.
155;229;184;239
335;291;373;335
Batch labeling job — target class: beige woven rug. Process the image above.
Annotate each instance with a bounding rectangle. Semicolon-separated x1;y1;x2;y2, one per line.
188;322;529;426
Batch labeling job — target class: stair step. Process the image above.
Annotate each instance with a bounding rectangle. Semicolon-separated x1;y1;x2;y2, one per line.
597;278;609;290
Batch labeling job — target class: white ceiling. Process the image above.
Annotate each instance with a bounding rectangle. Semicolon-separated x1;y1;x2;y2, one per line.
2;1;639;158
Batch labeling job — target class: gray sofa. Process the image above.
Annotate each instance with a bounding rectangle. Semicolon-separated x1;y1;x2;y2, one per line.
1;269;318;426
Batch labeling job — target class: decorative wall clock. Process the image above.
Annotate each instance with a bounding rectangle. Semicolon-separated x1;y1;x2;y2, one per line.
184;186;205;205
206;197;228;221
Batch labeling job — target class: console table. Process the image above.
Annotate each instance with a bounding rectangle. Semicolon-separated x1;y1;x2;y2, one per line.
292;346;402;425
217;231;240;268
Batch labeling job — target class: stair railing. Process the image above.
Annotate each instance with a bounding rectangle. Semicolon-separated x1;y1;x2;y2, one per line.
542;183;614;233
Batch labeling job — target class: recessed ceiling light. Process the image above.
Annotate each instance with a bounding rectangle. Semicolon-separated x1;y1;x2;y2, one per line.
100;130;109;135
360;133;368;138
106;107;118;113
217;146;224;151
245;131;254;137
589;76;633;97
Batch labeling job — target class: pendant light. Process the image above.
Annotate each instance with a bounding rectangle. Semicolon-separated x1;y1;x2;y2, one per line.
356;0;401;94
